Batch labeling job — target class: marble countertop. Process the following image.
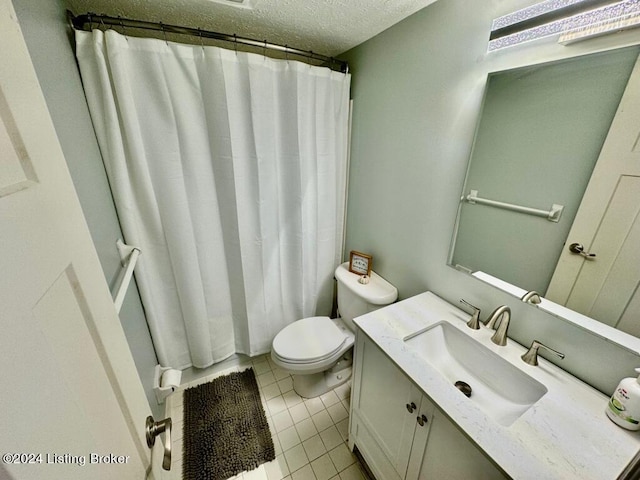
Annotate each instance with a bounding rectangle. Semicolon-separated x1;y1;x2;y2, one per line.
353;291;640;480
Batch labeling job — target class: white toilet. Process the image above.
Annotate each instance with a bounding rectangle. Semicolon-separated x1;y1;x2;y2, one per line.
271;262;398;398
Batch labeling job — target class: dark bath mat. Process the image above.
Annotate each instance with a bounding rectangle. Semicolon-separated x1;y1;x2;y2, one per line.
182;368;275;480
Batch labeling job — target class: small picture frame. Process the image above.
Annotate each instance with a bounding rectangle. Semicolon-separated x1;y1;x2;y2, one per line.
349;250;373;276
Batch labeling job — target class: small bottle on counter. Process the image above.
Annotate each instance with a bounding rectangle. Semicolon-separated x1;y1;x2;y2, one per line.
606;368;640;431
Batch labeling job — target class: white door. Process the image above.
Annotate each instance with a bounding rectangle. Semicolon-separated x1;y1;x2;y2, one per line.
546;53;640;336
0;2;157;478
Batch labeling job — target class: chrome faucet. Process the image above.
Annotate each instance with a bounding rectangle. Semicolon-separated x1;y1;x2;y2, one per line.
521;340;565;366
484;305;511;346
521;290;542;304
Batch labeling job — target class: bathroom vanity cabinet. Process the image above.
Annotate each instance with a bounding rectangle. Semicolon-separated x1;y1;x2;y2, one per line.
348;292;640;479
349;331;508;480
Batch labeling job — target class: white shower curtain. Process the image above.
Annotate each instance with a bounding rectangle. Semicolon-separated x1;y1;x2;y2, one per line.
75;29;351;369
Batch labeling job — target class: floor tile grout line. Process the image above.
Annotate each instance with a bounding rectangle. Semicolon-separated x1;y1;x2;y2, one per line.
166;353;362;480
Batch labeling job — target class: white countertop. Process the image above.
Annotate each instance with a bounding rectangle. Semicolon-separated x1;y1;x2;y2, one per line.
353;291;640;480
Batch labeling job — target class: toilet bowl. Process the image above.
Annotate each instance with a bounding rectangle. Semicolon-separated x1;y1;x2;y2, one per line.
271;262;398;398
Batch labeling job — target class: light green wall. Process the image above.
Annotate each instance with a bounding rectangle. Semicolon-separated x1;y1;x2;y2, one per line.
341;0;640;395
453;47;639;293
12;0;161;418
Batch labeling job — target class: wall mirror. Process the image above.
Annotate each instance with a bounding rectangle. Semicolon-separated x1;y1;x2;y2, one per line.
449;44;640;342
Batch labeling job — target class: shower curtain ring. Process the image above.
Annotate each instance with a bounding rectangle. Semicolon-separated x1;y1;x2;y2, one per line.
118;16;129;41
88;13;93;31
198;27;204;51
99;17;106;31
233;34;238;55
285;45;289;64
263;40;267;60
160;22;168;46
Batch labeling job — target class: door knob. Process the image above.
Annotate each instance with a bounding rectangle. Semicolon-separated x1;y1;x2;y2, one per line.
568;243;596;259
146;416;172;471
406;402;416;413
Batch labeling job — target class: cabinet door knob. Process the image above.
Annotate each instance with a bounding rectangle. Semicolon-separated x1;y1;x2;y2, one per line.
406;402;416;413
416;414;428;426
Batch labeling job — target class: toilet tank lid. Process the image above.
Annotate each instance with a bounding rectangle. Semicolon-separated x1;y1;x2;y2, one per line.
335;262;398;305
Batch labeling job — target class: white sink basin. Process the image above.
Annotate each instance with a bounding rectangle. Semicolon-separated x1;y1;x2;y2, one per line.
404;321;547;426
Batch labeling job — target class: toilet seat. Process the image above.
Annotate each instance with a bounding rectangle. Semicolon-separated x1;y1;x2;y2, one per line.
272;316;347;364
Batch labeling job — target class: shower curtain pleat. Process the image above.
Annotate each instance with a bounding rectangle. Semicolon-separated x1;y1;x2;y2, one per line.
75;29;350;369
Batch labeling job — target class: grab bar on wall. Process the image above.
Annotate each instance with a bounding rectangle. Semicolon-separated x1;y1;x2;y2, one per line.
464;190;564;222
113;239;141;313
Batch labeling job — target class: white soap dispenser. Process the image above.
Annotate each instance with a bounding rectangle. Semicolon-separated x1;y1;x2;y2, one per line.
606;368;640;431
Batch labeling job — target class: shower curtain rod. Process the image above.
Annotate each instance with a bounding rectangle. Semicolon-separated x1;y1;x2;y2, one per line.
68;12;348;73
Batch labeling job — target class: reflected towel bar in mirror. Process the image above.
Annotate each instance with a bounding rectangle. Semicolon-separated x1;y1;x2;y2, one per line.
464;190;564;222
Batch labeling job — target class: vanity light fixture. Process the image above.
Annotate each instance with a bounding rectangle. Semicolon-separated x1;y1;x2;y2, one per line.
559;5;640;43
489;0;640;51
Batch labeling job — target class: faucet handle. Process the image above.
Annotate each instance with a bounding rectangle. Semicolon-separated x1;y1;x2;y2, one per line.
521;290;542;304
460;299;481;330
521;340;565;366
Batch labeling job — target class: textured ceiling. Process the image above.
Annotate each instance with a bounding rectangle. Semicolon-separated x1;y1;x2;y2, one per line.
64;0;439;57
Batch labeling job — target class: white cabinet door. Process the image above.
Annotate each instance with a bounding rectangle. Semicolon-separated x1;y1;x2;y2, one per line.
351;332;422;480
351;334;508;480
410;408;508;480
405;395;434;480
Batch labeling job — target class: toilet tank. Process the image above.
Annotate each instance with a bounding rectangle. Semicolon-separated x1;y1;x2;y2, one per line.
334;262;398;331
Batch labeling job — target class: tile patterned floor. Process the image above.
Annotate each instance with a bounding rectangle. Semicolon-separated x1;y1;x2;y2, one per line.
164;354;370;480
